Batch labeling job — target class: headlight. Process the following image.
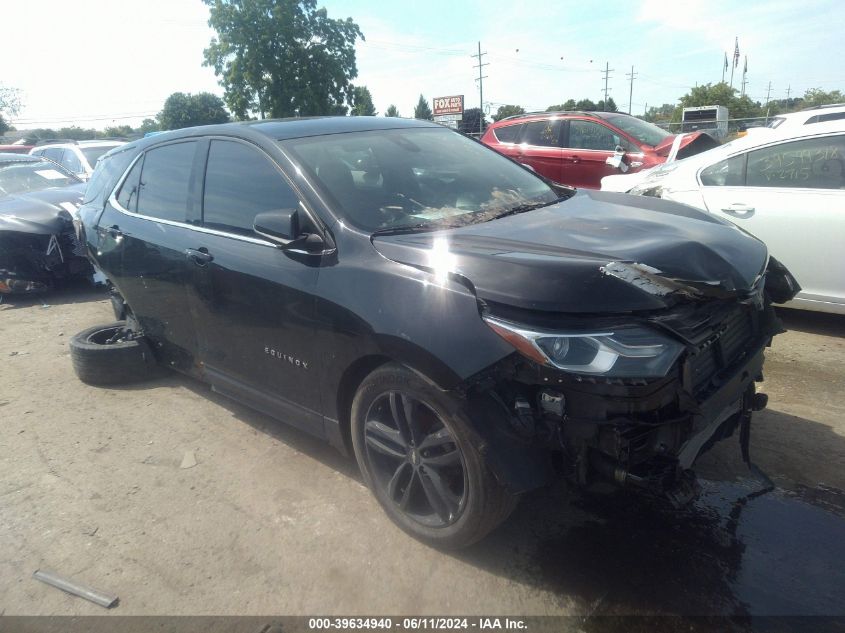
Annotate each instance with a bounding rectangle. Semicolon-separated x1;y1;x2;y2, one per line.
483;316;684;378
628;183;664;197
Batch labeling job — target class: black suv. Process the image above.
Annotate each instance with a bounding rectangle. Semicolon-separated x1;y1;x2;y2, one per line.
75;117;798;548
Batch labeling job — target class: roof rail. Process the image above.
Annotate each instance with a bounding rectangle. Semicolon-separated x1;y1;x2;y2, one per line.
34;138;80;146
800;102;845;111
499;110;611;122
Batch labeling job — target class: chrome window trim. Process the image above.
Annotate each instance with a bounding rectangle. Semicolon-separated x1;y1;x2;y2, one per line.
106;137;331;250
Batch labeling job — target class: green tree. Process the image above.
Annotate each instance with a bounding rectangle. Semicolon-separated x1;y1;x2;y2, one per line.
596;96;618;112
675;82;761;122
546;100;576;111
57;126;97;140
138;118;159;134
0;85;22;136
643;103;677;123
492;104;525;121
414;94;433;121
203;0;363;119
459;108;486;134
575;99;597;111
351;86;377;116
102;125;134;138
801;88;844;110
158;92;230;130
384;104;400;117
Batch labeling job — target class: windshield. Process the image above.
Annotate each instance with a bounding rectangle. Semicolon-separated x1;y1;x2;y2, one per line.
81;145;119;168
0;160;80;195
604;115;672;147
282;128;559;232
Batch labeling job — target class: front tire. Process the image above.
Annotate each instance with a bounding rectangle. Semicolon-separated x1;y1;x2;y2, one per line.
351;363;516;548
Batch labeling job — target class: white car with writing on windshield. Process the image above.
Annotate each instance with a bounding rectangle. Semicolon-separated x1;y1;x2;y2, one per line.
603;120;845;314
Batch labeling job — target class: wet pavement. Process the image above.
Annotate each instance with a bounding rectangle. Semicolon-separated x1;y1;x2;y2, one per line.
460;474;845;629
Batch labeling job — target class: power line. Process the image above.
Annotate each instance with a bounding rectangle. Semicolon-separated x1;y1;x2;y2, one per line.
471;41;489;135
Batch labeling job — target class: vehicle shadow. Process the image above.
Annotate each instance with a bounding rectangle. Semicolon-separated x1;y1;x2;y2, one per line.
0;279;108;310
776;306;845;337
109;372;845;625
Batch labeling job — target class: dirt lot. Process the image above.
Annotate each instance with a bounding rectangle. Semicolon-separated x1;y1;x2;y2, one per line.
1;284;844;619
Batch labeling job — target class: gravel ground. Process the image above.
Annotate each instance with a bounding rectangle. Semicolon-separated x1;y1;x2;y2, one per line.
1;284;844;619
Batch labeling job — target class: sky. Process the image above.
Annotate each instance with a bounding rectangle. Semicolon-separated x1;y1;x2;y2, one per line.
2;0;843;130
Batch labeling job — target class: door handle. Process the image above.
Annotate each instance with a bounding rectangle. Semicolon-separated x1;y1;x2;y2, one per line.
185;248;214;266
721;203;755;217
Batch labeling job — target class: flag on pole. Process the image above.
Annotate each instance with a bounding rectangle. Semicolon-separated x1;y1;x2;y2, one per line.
733;37;740;68
724;52;729;73
744;55;748;73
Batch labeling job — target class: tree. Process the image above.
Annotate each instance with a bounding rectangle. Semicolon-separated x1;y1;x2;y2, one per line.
384;104;400;117
547;100;576;111
203;0;363;119
492;104;524;121
643;103;676;124
351;86;377;116
459;108;486;134
675;82;761;122
158;92;230;130
0;85;22;136
575;99;597;111
138;118;159;134
414;94;433;121
801;88;844;110
103;125;134;138
596;97;618;112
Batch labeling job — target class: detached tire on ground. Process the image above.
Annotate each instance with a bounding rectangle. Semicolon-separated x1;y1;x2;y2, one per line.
351;363;518;549
70;321;162;386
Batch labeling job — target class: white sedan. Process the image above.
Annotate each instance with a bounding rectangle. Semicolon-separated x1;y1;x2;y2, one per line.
601;121;845;314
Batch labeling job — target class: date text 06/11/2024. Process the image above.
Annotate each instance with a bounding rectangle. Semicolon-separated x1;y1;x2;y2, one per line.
307;617;528;630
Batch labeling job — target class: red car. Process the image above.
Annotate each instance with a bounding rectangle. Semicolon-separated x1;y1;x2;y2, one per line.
481;111;718;189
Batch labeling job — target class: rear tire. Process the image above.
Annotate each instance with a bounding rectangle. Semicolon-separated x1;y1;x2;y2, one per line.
70;321;162;386
351;363;517;549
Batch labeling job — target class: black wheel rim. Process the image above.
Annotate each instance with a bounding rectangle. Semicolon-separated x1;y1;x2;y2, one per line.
363;391;468;528
86;326;129;345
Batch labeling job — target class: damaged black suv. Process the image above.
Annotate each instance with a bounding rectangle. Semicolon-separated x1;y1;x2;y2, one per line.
75;117;799;548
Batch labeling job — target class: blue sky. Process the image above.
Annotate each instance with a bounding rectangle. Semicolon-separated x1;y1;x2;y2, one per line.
2;0;843;129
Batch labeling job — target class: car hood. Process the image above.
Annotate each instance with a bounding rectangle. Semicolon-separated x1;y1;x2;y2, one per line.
372;190;769;314
653;131;720;159
0;184;86;235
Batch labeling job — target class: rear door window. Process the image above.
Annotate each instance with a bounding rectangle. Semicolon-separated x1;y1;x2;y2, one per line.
746;135;845;189
493;124;523;143
116;156;144;212
202;140;301;235
521;120;562;147
135;141;198;222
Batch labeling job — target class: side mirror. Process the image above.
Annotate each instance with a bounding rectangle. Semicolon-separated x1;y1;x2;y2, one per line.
254;209;299;244
605;148;629;172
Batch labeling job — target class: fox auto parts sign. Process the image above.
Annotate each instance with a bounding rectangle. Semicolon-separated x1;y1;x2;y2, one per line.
433;95;464;116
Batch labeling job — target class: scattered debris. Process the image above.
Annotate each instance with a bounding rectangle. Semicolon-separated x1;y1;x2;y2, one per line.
82;526;99;537
41;304;51;309
9;351;29;357
32;569;119;609
180;450;197;469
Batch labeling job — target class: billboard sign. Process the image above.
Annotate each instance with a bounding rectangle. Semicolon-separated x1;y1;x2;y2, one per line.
433;95;464;116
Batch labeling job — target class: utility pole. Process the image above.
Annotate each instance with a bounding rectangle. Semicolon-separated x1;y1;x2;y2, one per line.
601;61;614;106
764;81;773;124
786;85;791;101
471;42;488;134
625;65;637;114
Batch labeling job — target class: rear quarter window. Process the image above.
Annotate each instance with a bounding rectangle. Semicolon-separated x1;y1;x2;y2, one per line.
493;124;523;143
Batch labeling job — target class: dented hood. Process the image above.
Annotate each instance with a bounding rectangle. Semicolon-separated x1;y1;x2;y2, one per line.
372;190;769;314
653;131;720;159
0;184;85;235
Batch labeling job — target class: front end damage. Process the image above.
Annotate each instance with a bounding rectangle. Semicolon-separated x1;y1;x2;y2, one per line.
0;215;92;294
464;259;799;507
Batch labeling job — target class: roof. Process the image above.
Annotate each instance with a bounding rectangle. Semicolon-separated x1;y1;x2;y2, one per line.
0;152;41;163
493;110;633;125
128;116;441;151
